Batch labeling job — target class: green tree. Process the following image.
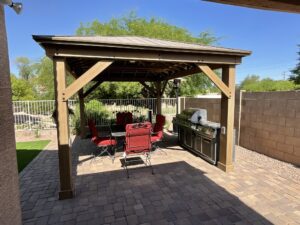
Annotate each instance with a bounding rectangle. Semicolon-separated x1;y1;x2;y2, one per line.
34;57;55;99
77;12;218;98
239;75;296;91
10;74;36;100
77;12;217;44
289;45;300;84
15;57;35;80
33;56;74;100
86;82;143;100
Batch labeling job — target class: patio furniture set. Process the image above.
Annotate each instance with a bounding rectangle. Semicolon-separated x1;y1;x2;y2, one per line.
88;112;166;178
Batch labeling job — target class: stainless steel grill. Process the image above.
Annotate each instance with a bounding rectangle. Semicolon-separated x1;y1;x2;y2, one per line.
173;108;220;165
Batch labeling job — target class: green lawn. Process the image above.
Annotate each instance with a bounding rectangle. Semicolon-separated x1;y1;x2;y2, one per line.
16;140;50;172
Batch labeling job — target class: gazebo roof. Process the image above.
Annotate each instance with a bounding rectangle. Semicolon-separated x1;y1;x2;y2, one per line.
205;0;300;13
33;35;250;56
33;35;250;82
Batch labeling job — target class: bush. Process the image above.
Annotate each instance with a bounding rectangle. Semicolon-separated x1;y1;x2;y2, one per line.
72;100;111;135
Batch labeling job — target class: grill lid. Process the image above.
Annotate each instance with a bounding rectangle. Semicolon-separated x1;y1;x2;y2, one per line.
177;108;207;124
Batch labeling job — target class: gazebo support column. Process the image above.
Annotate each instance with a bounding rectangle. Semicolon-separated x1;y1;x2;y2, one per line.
53;58;73;199
156;81;162;115
218;65;235;172
78;89;86;138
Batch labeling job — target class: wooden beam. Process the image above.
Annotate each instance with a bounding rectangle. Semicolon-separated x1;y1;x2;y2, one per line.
139;81;157;96
78;89;86;138
218;65;236;172
53;58;73;199
63;60;113;101
83;81;103;98
197;64;231;98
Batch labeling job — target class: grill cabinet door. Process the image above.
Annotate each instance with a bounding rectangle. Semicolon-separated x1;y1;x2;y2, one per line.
184;129;193;148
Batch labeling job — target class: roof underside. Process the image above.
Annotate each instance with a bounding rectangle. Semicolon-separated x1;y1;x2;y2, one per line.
33;35;251;82
205;0;300;13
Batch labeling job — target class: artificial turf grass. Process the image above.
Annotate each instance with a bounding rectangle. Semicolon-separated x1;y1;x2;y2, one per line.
16;140;50;172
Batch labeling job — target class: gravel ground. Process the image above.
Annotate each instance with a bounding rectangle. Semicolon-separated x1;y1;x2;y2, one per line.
15;129;57;142
236;145;300;183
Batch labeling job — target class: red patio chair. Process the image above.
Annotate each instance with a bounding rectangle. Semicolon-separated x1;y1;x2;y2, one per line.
123;122;154;178
116;112;133;128
116;112;125;126
151;114;166;154
88;119;117;163
124;112;133;125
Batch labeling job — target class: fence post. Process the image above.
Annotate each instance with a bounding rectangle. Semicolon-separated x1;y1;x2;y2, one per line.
27;100;31;130
237;90;245;146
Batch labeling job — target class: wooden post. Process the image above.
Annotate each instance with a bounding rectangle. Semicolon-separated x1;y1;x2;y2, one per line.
53;58;74;199
218;65;235;172
156;81;162;115
78;89;86;138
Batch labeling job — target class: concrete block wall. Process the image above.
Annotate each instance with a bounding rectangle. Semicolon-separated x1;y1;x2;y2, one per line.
180;97;221;122
239;91;300;165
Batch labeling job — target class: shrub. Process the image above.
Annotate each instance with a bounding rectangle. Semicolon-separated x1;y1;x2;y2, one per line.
72;100;111;135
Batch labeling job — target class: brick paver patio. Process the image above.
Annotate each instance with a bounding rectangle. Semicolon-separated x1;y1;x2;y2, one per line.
20;133;300;225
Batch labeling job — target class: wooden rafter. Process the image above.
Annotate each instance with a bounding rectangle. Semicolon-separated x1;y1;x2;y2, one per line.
197;64;231;98
65;63;78;79
83;80;103;98
165;66;201;80
62;60;113;101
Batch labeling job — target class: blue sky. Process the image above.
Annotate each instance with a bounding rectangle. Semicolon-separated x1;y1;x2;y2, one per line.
4;0;300;83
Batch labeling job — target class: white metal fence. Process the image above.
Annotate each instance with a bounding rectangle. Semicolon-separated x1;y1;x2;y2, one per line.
13;98;176;130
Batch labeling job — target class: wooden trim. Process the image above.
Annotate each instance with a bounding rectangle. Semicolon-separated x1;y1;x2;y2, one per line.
197;64;231;98
63;60;113;100
83;81;103;98
139;81;157;96
46;48;242;65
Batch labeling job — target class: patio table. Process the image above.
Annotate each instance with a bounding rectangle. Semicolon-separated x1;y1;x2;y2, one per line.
111;131;126;156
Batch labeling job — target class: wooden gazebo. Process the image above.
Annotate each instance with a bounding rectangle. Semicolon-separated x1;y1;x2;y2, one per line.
33;35;251;199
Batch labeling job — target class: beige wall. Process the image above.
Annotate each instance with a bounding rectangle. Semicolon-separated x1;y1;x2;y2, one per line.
0;6;22;225
239;91;300;165
180;97;221;122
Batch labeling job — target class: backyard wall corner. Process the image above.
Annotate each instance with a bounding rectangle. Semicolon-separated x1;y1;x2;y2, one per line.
0;5;22;225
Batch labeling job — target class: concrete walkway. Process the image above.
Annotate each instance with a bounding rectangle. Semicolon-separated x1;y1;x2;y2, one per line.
20;134;300;225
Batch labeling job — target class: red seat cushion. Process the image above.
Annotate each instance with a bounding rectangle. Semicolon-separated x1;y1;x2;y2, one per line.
93;137;116;146
151;135;161;143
